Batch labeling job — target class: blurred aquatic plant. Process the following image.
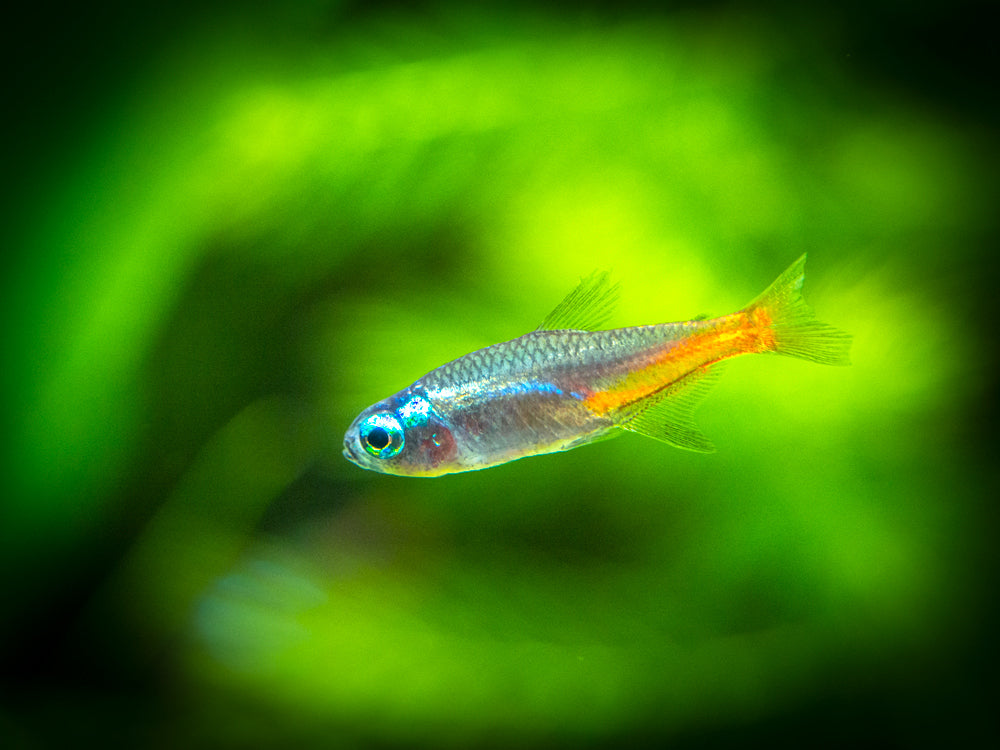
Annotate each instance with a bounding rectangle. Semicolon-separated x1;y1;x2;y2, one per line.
2;2;995;747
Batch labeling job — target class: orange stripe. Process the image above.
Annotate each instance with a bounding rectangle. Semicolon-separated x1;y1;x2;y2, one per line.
583;310;775;416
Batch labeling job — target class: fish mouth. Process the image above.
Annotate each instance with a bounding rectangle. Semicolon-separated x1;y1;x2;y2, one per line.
342;440;358;464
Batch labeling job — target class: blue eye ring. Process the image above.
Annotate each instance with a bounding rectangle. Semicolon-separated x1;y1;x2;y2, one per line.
360;412;405;459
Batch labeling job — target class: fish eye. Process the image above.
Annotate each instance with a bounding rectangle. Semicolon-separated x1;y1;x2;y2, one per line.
367;427;390;450
359;413;404;459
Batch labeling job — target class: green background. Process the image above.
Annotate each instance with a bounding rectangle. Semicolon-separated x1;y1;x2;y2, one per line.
3;1;996;747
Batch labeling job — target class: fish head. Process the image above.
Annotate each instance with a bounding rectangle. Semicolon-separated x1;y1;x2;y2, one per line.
343;388;459;477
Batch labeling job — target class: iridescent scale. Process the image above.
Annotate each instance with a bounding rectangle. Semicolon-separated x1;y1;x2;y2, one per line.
415;322;710;470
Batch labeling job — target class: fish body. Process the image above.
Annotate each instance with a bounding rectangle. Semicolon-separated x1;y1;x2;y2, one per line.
343;255;851;477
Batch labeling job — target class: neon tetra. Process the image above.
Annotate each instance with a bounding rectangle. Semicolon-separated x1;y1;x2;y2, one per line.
343;255;851;476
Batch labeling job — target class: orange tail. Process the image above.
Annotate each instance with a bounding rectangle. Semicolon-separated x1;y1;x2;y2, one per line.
746;254;852;366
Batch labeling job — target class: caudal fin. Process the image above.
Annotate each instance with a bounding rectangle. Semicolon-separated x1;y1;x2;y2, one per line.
747;254;852;366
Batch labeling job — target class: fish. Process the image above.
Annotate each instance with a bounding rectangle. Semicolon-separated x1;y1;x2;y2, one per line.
343;255;851;477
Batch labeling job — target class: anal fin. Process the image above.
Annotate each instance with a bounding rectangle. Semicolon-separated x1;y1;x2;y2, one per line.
618;365;721;453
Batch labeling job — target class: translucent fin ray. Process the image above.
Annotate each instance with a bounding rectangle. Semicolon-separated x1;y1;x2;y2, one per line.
747;254;852;366
618;365;721;453
561;427;622;451
536;271;620;332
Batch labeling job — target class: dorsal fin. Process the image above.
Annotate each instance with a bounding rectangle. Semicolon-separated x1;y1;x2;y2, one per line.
536;271;620;332
618;365;721;453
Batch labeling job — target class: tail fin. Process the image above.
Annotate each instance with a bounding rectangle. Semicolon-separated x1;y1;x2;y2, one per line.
747;254;852;366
